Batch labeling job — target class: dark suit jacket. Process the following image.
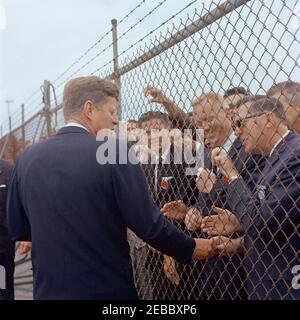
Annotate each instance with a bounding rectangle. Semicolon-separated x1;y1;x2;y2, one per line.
196;138;265;300
141;145;200;299
228;132;300;300
0;160;14;254
141;145;198;215
155;145;198;208
198;138;264;215
7;126;195;300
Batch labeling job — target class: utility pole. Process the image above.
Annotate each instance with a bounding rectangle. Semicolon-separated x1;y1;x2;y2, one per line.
111;19;121;119
4;99;14;133
43;81;52;138
4;99;13;119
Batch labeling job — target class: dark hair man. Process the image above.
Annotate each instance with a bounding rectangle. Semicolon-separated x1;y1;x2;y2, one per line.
7;76;213;300
212;96;300;299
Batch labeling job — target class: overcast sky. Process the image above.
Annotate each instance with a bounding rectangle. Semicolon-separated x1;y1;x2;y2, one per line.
0;0;299;133
0;0;209;131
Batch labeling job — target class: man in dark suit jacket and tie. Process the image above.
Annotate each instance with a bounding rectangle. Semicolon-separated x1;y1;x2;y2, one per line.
0;159;14;300
7;76;213;300
212;96;300;300
163;93;265;299
190;93;265;300
137;110;201;299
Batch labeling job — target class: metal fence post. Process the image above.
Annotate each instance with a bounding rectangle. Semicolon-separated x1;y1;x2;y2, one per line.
107;0;251;78
21;104;25;143
111;19;122;120
43;80;52;138
9;116;12;132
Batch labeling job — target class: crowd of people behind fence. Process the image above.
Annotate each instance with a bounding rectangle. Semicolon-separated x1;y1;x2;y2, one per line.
124;80;300;300
1;78;300;300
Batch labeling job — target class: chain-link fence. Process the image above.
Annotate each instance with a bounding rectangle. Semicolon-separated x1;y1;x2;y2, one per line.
1;0;300;300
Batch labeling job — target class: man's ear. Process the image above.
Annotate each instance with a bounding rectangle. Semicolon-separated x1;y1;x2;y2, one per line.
225;108;235;119
82;100;94;119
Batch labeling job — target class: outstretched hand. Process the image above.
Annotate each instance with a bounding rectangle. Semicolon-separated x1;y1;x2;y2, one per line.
161;200;189;221
200;205;242;236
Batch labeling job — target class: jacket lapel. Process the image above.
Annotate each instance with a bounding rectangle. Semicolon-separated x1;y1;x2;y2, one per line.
228;138;242;160
256;132;294;185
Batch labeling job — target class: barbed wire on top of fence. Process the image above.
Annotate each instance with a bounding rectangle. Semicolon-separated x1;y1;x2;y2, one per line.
1;0;300;300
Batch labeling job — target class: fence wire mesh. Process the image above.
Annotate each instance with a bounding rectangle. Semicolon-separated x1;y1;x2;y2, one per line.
1;0;300;300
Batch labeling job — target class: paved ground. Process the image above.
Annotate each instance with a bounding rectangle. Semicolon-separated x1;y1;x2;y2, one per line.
14;249;33;300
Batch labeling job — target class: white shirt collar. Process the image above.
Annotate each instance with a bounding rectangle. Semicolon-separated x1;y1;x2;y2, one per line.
65;122;89;132
269;130;291;158
222;131;237;153
161;148;171;162
148;145;171;162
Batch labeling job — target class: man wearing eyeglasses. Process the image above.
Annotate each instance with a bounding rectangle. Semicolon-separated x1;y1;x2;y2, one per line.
163;93;264;300
212;96;300;300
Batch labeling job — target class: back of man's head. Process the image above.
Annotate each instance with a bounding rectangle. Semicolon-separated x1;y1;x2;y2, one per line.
235;95;267;109
267;80;300;107
63;76;119;121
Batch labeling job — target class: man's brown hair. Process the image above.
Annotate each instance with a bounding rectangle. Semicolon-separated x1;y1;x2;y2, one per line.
223;86;250;98
236;95;287;124
138;111;170;126
63;76;119;120
191;92;223;108
267;80;300;107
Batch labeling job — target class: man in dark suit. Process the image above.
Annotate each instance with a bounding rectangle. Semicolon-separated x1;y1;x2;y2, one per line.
7;76;213;300
166;93;265;299
137;111;201;299
0;159;14;300
137;111;199;210
212;96;300;300
191;93;266;300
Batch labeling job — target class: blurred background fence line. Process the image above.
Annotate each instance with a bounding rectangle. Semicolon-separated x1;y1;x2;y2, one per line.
1;0;299;299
